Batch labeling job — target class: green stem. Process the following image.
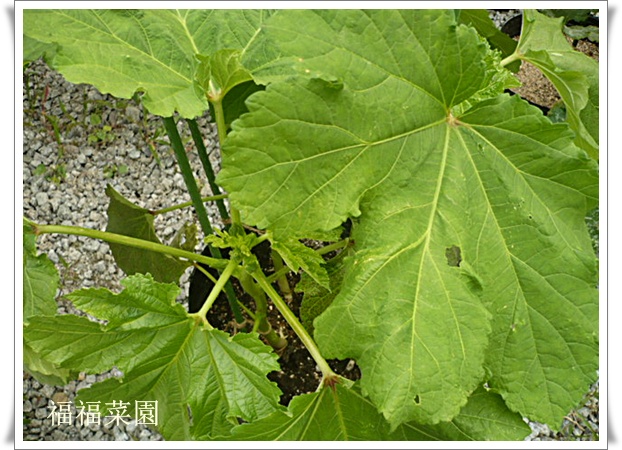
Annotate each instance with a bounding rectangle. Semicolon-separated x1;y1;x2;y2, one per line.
193;258;238;323
162;116;214;236
32;223;225;269
150;194;228;216
500;51;520;68
253;272;336;380
315;238;350;256
210;98;245;229
163;116;244;323
186;118;229;222
271;250;293;303
236;271;288;351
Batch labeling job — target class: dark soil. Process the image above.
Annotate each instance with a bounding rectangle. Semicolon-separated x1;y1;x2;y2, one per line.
194;237;361;406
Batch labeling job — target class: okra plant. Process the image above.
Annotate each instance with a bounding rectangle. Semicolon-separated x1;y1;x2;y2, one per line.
23;9;599;440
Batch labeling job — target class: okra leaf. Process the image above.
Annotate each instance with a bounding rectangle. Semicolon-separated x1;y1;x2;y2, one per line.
105;184;192;283
516;9;599;159
297;249;349;335
23;219;58;319
22;10;274;118
24;274;283;440
392;387;531;441
218;9;598;430
230;382;390;440
230;382;529;441
271;238;330;289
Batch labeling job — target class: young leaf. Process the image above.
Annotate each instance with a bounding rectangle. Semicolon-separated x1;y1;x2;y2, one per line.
105;184;192;283
22;10;274;118
515;10;599;159
218;10;598;429
297;249;349;335
23;219;58;319
196;49;254;102
24;274;283;440
271;238;330;289
23;342;76;387
455;9;519;72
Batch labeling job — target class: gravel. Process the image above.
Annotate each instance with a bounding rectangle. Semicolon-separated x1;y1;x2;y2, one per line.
22;15;599;440
22;58;223;441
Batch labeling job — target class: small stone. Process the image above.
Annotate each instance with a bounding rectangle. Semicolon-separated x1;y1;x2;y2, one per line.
52;392;69;404
23;400;33;412
128;149;141;160
41;384;55;398
35;408;48;419
35;191;49;207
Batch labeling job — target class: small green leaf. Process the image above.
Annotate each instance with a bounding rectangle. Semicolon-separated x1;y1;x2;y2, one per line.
105;184;191;283
297;250;349;335
23;219;58;319
196;49;254;102
24;274;283;440
271;238;329;289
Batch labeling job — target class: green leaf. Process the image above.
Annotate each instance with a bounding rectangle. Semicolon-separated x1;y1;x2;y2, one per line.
297;249;349;335
24;274;282;440
230;382;391;440
196;49;253;102
23;10;274;118
105;184;191;283
23;342;76;386
455;9;519;72
516;9;599;158
230;382;529;441
23;219;58;319
271;238;329;289
391;386;531;441
218;9;598;429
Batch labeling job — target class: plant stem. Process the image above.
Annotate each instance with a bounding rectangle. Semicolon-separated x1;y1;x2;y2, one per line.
186;118;229;222
315;238;350;256
253;272;337;380
162;116;214;236
163;116;244;323
194;258;238;322
271;250;293;303
32;222;225;269
500;52;520;67
236;271;287;351
150;194;228;216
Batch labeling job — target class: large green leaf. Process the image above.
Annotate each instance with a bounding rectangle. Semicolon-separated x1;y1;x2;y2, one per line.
230;382;529;440
22;10;274;118
516;10;599;159
105;184;193;283
217;9;599;429
24;274;283;440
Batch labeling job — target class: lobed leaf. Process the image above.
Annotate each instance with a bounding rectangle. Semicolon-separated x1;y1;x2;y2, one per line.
22;9;274;117
271;238;330;289
24;274;283;440
230;382;529;441
218;9;599;429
